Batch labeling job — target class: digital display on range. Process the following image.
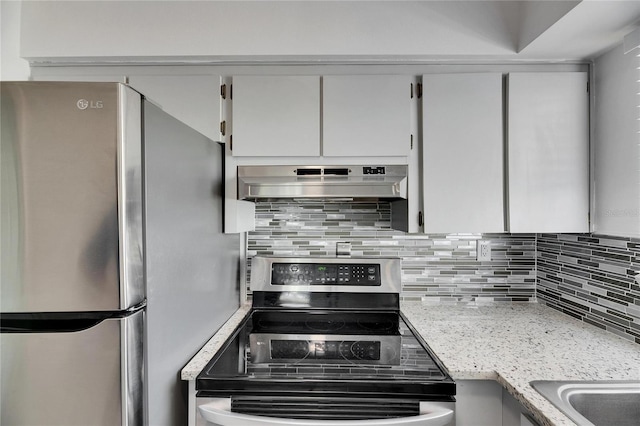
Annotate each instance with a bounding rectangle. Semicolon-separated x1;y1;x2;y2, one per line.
271;263;381;286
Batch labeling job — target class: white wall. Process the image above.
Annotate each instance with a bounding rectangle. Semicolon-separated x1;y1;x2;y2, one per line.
0;0;30;80
593;42;640;237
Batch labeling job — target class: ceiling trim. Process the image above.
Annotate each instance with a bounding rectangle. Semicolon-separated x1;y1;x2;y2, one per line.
623;27;640;54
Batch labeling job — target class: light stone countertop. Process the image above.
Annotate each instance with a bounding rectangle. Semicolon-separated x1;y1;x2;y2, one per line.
181;301;640;426
181;302;251;380
401;301;640;426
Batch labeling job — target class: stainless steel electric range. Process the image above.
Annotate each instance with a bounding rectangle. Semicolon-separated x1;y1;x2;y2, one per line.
196;257;456;426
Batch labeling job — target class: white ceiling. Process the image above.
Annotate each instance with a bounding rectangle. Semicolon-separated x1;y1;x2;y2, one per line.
517;0;640;59
395;0;640;60
18;0;640;63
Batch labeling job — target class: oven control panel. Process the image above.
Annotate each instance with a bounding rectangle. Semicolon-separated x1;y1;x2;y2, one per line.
271;263;381;286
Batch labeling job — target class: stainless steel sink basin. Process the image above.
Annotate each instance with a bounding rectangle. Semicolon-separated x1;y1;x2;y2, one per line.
530;380;640;426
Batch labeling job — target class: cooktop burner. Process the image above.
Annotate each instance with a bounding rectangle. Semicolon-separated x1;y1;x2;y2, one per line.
304;319;346;332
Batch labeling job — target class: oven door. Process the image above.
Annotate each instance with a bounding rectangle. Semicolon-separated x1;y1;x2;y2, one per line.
197;397;454;426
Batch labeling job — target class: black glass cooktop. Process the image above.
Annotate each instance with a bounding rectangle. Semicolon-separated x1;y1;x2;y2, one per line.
250;310;400;335
196;310;455;400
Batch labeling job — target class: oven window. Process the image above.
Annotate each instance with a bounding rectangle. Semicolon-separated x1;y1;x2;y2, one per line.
270;340;381;361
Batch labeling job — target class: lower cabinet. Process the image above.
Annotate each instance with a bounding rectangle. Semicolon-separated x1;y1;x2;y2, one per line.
455;380;503;425
455;380;540;426
502;389;541;426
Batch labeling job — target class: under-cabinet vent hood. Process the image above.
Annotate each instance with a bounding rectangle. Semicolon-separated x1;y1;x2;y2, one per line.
237;165;409;232
238;165;408;201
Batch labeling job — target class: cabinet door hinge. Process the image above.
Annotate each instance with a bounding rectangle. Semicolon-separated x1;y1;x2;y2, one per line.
586;81;590;93
220;120;226;136
417;83;423;98
411;83;414;99
230;84;233;100
411;134;414;150
230;135;233;151
221;84;227;100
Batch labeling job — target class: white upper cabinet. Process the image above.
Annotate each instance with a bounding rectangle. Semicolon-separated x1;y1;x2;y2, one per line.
230;75;412;157
231;75;321;157
322;75;412;157
593;45;640;238
422;73;504;233
127;75;222;141
507;72;589;233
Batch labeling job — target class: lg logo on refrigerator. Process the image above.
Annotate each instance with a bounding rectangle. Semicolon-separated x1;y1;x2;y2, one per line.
76;99;103;110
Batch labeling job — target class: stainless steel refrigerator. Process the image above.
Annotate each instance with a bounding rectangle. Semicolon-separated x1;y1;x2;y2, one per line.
0;81;240;426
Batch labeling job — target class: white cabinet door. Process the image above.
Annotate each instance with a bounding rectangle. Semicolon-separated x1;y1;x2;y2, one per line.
422;73;504;233
128;75;222;141
456;380;503;426
507;72;589;233
231;75;320;157
593;45;640;238
322;75;412;157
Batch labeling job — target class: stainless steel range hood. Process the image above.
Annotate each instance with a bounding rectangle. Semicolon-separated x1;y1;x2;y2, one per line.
237;165;409;232
238;165;407;200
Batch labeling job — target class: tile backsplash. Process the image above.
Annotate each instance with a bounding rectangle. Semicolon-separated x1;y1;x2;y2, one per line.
247;201;537;302
537;233;640;343
246;201;640;344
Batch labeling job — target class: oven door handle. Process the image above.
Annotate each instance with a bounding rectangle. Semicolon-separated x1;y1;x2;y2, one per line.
198;398;454;426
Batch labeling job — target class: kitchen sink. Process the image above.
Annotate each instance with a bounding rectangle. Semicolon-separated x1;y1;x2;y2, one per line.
530;380;640;426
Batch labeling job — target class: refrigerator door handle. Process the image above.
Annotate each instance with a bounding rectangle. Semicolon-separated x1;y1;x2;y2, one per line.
1;317;107;333
0;302;145;333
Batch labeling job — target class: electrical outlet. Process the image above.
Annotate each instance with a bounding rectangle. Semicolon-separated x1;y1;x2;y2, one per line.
477;240;491;261
336;242;352;258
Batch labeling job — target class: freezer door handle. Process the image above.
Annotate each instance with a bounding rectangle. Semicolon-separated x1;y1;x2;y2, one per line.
0;302;145;333
0;317;105;333
198;398;454;426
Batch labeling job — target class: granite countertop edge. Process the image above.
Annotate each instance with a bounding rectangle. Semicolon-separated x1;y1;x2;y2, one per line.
400;301;640;426
181;302;252;381
181;301;640;426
